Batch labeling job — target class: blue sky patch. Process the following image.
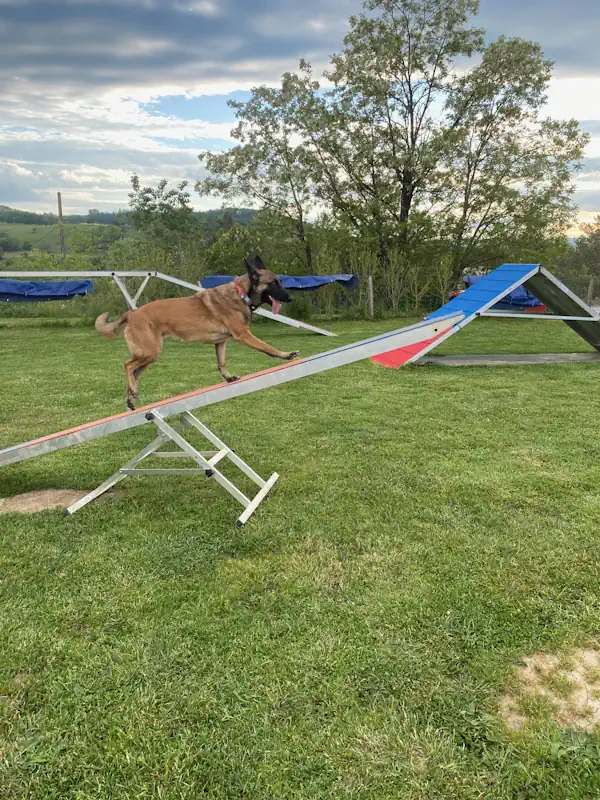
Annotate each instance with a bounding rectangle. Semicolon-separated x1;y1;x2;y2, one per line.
144;92;252;123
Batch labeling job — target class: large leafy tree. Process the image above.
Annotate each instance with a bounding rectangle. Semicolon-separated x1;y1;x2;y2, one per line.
437;36;587;272
197;86;316;271
196;0;588;280
291;0;484;251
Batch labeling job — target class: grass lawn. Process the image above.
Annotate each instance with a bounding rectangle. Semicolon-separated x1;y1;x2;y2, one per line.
0;222;84;258
2;316;600;798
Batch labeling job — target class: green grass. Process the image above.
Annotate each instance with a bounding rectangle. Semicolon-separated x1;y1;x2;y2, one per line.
2;317;600;798
0;222;84;256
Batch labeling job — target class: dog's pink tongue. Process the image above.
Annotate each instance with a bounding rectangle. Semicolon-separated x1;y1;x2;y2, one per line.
270;298;281;315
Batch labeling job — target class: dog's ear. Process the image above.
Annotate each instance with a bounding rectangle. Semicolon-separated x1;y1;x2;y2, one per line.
244;257;258;276
253;254;265;270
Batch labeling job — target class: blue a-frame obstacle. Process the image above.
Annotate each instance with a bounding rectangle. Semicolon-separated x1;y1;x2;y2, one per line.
374;264;600;368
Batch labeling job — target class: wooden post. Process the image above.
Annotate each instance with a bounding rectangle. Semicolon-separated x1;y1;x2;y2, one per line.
57;192;66;259
587;277;595;306
367;275;374;317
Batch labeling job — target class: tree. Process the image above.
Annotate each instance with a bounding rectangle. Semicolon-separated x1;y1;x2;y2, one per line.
274;0;486;263
559;216;600;278
436;36;587;273
199;0;587;285
128;175;204;272
293;0;587;276
197;85;316;271
0;231;19;252
67;224;124;265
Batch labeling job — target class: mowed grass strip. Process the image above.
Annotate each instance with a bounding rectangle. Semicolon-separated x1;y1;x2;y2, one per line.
1;317;600;799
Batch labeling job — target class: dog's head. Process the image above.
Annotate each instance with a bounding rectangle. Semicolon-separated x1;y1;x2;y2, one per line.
244;254;291;314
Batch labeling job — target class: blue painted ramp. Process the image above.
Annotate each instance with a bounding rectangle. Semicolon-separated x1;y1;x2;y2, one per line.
372;263;542;368
373;261;600;368
425;264;540;322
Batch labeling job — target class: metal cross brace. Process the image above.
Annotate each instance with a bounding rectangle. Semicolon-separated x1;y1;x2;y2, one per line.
65;410;278;526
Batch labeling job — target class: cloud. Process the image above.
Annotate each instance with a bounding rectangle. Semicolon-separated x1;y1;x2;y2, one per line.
573;189;600;212
477;0;600;77
0;0;354;96
1;0;599;216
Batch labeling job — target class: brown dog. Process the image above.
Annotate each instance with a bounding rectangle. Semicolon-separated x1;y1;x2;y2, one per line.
95;255;300;410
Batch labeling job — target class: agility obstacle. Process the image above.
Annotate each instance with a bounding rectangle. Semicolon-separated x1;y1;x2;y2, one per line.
0;312;463;525
372;264;600;369
0;270;336;337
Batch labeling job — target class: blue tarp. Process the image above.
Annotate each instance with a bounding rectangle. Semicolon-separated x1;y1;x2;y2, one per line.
464;274;543;310
0;279;94;303
427;264;541;321
200;274;359;291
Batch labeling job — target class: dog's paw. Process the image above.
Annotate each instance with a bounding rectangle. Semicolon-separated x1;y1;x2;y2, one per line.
126;398;136;411
225;375;240;383
285;351;300;361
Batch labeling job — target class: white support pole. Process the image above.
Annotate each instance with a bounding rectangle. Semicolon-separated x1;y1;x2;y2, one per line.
64;411;279;525
132;274;151;306
236;472;279;527
253;307;337;337
65;434;167;515
112;274;137;310
181;411;265;487
148;411;251;508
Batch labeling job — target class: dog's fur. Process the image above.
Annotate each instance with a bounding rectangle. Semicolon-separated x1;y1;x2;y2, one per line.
95;255;300;410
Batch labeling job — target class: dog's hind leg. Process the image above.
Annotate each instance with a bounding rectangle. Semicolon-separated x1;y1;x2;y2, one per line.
215;341;239;383
124;326;162;410
124;356;157;410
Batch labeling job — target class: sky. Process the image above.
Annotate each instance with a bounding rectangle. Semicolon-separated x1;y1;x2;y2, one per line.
1;0;600;231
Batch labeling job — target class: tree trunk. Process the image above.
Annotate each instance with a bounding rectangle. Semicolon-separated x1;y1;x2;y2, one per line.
399;170;414;245
305;242;313;274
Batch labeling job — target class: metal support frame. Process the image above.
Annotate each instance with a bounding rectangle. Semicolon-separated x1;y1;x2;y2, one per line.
0;269;336;336
66;410;278;526
112;274;138;309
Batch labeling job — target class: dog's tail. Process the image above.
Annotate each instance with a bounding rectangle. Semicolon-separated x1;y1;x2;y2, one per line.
94;311;130;339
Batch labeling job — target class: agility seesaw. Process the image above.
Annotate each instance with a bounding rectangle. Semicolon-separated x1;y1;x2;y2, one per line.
0;312;463;525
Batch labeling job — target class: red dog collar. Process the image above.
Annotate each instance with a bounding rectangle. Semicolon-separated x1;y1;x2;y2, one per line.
235;283;254;309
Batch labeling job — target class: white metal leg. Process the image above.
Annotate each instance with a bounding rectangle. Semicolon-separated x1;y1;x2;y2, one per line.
133;275;151;305
181;412;266;487
67;412;278;525
65;434;167;514
236;472;279;527
112;274;137;309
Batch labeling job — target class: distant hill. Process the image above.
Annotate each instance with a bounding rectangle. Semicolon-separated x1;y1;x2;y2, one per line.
0;204;258;228
0;205;260;260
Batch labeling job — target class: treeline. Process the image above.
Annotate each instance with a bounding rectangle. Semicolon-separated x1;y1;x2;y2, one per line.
0;204;257;232
5;168;600;321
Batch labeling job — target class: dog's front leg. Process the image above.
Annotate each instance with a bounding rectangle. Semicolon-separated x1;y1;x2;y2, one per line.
215;341;239;383
234;329;299;361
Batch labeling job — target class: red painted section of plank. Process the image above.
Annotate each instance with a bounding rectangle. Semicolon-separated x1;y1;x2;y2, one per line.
370;328;451;369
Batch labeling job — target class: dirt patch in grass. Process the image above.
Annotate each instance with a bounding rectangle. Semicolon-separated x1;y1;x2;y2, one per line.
0;489;88;513
500;649;600;732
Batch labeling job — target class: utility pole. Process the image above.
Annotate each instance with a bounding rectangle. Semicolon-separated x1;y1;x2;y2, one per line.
57;191;66;259
367;274;374;317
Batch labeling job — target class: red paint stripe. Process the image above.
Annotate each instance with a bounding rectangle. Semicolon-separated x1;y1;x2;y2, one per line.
370;328;451;369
